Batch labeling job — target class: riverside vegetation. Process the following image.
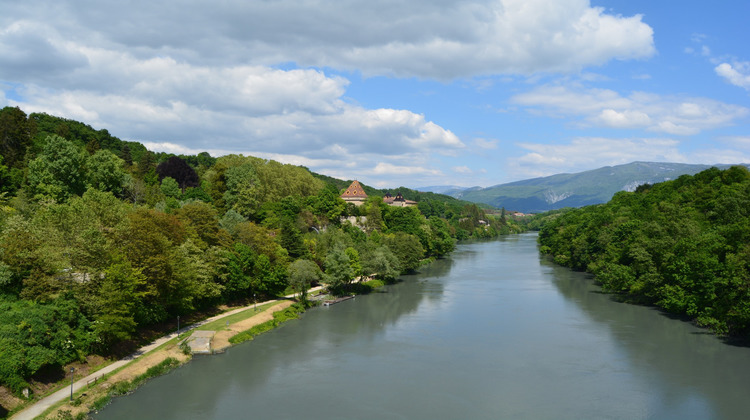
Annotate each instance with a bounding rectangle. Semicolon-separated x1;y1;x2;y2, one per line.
538;166;750;338
0;106;521;415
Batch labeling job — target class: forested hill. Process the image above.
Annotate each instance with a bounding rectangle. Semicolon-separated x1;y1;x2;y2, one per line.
538;166;750;337
0;106;521;396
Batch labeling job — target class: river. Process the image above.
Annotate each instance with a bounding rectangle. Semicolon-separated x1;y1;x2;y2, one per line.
95;233;750;419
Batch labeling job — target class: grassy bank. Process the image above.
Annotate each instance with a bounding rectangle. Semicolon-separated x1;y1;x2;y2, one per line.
32;300;306;419
229;302;309;345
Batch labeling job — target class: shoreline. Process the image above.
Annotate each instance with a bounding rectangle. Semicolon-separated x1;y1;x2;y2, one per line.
10;289;323;420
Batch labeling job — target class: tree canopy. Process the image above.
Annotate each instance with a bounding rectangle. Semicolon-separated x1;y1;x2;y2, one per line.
538;166;750;337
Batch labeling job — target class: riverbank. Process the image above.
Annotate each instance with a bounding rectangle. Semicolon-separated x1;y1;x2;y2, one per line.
10;278;390;419
10;295;313;420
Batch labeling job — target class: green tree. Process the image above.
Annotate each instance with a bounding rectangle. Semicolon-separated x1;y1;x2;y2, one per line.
26;135;88;202
362;246;401;281
0;106;33;169
160;176;181;199
383;232;424;273
288;259;321;301
89;260;142;348
87;149;126;194
324;245;354;295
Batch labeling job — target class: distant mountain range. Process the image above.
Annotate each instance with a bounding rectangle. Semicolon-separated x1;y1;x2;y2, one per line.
418;162;750;213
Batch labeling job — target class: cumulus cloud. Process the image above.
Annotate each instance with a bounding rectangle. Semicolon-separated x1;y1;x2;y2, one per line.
715;62;750;90
1;0;654;80
513;85;749;135
0;0;662;186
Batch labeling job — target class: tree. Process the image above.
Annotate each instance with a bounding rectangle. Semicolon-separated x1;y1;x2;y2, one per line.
324;245;354;295
118;208;186;323
0;155;13;194
121;144;133;166
26;135;88;202
219;209;247;236
234;221;288;264
160;176;181;199
288;259;321;301
222;162;260;217
427;216;455;257
174;201;228;248
87;149;126;194
88;260;142;348
136;150;157;179
156;155;199;192
362;246;401;281
383;232;424;273
0;106;32;169
280;219;306;259
364;197;385;232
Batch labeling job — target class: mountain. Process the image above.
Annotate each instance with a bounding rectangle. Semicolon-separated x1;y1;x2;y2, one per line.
451;162;750;213
415;185;485;197
415;185;470;194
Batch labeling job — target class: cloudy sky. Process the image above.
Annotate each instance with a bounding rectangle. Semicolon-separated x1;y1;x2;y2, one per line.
2;0;749;188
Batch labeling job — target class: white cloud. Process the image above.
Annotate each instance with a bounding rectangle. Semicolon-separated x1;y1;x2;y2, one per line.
452;166;473;174
513;85;749;135
474;138;499;149
1;0;654;81
718;136;750;150
715;62;750;90
372;162;443;177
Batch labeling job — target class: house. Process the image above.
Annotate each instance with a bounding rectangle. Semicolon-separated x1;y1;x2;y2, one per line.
383;192;417;207
341;180;418;207
340;180;368;206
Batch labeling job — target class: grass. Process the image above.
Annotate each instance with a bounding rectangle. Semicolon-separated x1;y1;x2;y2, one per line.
195;301;279;331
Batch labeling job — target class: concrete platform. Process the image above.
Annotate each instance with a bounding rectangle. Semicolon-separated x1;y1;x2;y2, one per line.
185;330;215;354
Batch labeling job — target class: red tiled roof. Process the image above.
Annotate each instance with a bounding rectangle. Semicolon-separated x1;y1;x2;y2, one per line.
341;180;368;198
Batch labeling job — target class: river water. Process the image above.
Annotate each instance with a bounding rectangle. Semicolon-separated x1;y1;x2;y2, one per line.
95;234;750;419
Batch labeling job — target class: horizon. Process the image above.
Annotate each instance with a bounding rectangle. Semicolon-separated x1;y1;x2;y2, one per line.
2;1;749;188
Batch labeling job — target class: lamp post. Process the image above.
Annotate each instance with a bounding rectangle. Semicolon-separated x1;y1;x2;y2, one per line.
177;315;180;335
69;367;75;402
254;294;257;311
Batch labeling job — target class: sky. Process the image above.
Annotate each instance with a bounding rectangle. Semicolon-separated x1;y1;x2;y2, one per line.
2;0;750;189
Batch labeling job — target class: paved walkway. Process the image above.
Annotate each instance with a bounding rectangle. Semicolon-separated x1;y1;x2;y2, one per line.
12;287;324;420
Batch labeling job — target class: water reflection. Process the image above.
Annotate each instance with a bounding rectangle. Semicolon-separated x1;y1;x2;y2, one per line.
97;262;447;419
544;254;750;419
96;234;750;420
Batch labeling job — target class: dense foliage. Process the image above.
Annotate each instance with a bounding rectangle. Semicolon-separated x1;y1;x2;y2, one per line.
538;166;750;337
0;107;521;393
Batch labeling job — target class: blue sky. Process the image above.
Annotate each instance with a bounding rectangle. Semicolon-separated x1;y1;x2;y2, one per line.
2;0;749;188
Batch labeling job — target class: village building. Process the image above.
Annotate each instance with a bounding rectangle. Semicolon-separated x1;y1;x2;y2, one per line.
382;192;417;207
341;181;418;208
340;180;368;206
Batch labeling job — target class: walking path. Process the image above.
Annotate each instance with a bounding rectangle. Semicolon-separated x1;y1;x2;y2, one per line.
12;287;323;420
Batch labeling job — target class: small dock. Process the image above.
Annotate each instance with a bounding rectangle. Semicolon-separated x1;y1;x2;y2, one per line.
323;295;355;306
184;330;215;354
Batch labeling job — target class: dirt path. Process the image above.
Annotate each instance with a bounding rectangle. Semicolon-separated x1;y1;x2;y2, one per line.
212;300;293;351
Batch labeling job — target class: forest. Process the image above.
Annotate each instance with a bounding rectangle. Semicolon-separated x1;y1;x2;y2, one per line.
0;106;520;394
538;166;750;338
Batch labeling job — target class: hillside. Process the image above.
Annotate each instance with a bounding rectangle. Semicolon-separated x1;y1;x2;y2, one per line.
441;162;750;213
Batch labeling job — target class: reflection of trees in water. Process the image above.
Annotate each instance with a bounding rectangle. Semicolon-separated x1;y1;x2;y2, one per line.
98;260;450;419
543;256;750;419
